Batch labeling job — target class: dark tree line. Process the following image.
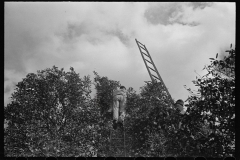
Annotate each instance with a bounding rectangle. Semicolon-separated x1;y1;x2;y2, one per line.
5;45;235;157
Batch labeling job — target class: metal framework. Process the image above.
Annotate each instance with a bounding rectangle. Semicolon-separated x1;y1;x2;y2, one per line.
135;38;174;105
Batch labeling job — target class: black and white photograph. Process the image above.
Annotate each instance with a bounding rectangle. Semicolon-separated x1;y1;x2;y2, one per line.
4;2;235;157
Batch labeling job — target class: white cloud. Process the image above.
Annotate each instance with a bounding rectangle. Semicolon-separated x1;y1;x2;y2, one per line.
4;2;235;104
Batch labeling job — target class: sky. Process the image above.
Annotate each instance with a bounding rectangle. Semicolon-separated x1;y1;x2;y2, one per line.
4;2;235;106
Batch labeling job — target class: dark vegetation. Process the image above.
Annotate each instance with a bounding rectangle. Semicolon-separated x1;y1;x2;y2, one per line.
5;45;235;157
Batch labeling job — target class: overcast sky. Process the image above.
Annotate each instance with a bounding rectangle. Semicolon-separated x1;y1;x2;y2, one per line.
4;2;235;106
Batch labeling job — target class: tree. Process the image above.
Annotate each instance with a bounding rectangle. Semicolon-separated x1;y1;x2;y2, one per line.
182;44;235;157
124;81;181;157
93;71;121;115
4;66;97;156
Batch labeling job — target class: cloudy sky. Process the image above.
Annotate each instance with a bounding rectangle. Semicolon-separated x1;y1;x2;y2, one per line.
5;2;235;106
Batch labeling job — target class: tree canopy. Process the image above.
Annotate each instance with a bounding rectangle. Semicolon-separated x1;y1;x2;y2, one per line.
4;45;235;157
5;66;100;156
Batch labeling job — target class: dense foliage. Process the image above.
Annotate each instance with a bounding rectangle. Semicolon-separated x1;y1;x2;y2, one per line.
4;66;100;156
5;45;235;157
93;71;121;115
182;45;235;157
